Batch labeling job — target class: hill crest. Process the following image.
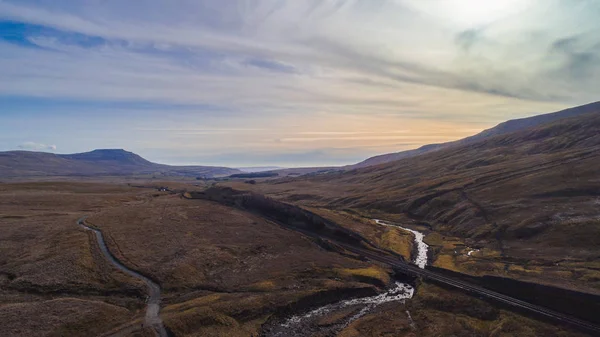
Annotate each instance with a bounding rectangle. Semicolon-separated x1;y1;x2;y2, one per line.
349;101;600;169
0;149;240;178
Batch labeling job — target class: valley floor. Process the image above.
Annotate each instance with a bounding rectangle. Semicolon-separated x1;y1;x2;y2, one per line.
0;180;595;336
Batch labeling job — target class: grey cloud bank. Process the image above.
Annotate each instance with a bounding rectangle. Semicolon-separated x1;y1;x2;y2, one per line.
0;0;598;166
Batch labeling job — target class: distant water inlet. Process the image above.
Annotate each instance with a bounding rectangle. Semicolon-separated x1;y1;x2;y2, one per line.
374;219;429;268
266;282;414;337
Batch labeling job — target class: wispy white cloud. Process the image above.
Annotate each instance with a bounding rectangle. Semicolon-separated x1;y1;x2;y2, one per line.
18;142;57;151
2;0;598;104
1;0;598;166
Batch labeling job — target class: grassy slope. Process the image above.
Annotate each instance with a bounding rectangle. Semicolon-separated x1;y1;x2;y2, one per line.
349;101;600;169
224;111;600;293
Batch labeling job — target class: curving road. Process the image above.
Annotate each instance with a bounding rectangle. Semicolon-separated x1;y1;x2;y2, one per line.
77;217;168;337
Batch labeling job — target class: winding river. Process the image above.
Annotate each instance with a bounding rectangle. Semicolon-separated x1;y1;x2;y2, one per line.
265;218;428;336
266;282;414;336
373;219;429;268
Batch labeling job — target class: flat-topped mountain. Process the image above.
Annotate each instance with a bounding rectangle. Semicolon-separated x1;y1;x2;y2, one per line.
59;149;153;165
0;149;240;178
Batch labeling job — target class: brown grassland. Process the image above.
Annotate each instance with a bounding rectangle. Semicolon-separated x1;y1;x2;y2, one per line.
2;107;599;337
222;112;600;296
0;179;594;336
0;182;392;336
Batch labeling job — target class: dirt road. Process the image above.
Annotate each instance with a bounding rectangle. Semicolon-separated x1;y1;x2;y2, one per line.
78;217;168;337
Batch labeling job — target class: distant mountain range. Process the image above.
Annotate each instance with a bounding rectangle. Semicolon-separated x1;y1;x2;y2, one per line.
0;149;240;178
2;101;598;179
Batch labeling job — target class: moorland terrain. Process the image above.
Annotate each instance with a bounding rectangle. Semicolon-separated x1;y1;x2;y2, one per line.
227;106;600;296
2;181;594;337
1;102;600;337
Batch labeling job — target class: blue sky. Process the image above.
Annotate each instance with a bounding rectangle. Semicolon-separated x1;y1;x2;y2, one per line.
1;0;599;167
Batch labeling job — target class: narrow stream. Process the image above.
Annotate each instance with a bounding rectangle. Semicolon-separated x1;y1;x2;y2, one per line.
373;219;429;269
264;217;430;336
467;249;480;256
265;282;414;337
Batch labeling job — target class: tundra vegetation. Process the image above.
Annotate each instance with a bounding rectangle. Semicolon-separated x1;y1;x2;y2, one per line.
1;108;599;336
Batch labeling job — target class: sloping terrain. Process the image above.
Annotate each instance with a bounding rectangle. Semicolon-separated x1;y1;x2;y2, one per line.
349;100;600;169
0;182;391;336
2;181;594;336
328;111;600;249
262;101;600;177
0;149;240;178
229;109;600;294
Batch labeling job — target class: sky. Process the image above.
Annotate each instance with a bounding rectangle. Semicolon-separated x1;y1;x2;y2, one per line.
1;0;599;167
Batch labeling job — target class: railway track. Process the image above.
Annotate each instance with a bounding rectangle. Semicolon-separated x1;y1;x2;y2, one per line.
334;241;600;336
186;193;600;335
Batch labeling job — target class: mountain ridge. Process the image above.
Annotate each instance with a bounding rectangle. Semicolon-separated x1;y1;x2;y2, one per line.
0;149;240;178
239;108;600;296
58;149;153;165
347;100;600;169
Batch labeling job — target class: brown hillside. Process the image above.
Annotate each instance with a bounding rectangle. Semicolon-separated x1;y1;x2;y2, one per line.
0;149;240;178
231;110;600;293
348;100;600;169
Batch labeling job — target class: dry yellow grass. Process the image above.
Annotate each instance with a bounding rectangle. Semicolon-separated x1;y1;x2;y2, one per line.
163;306;240;336
433;254;460;272
509;264;542;275
163;294;223;313
0;298;134;337
248;280;277;292
424;232;444;246
377;228;413;260
336;266;391;285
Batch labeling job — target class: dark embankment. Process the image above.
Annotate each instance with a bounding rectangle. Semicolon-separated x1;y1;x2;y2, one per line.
184;187;404;261
249;108;600;296
229;172;279;179
426;266;600;325
275;110;600;248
